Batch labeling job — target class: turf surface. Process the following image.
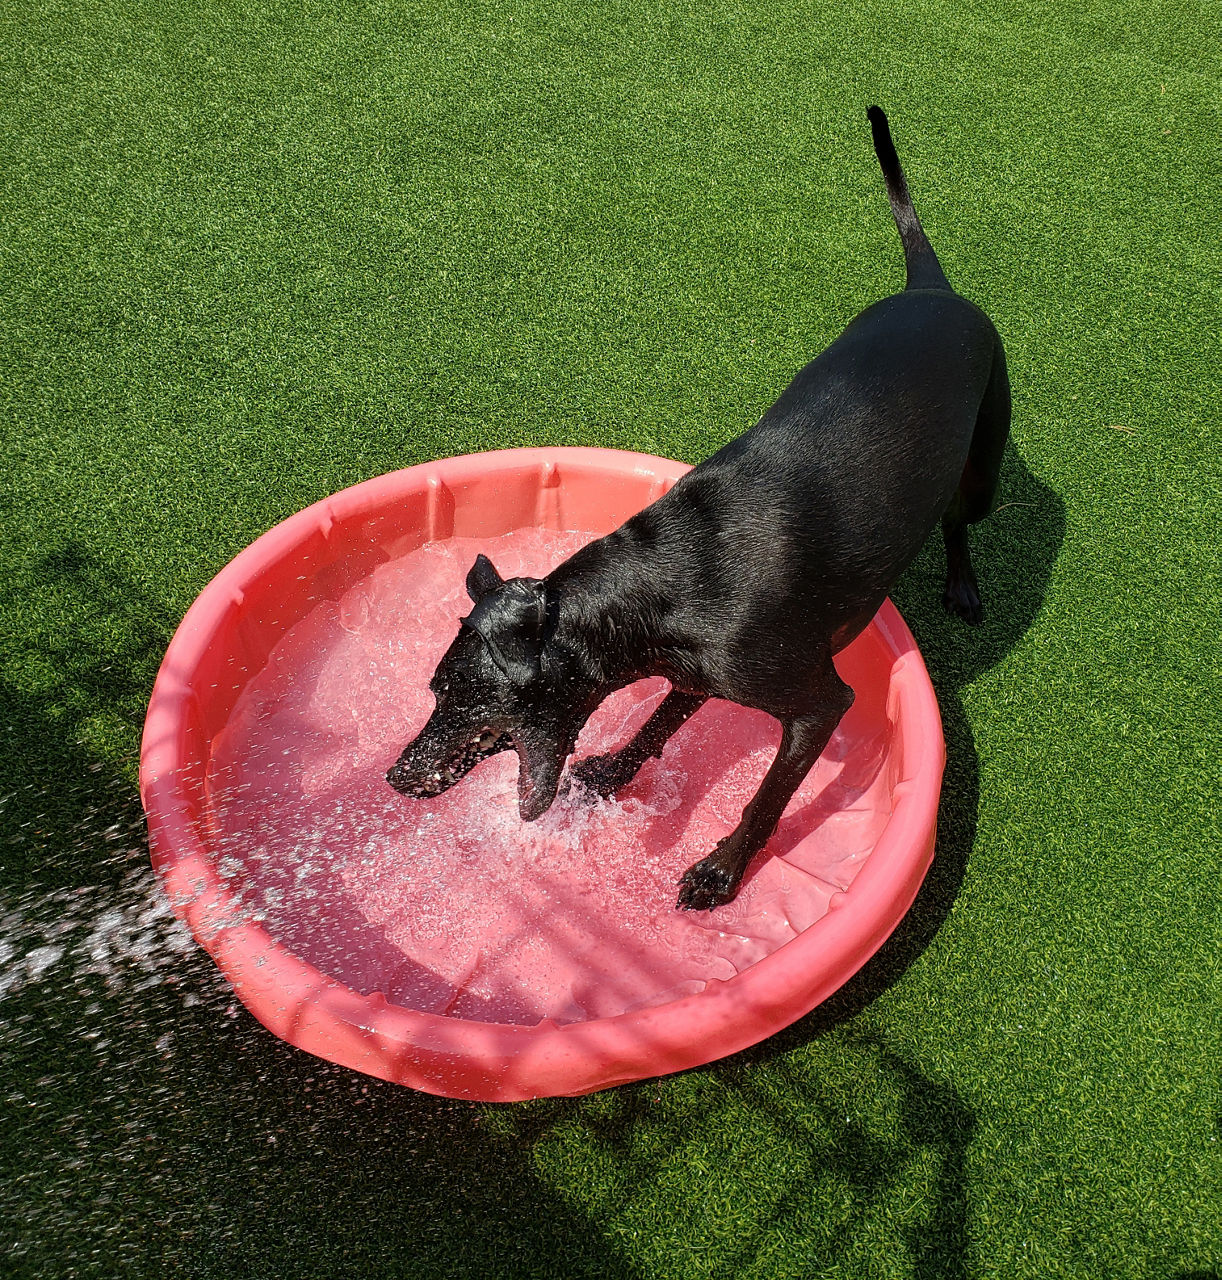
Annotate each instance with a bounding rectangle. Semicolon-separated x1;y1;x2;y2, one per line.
1;0;1219;1276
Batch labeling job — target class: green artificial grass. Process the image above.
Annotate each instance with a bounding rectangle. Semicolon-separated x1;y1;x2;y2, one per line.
1;0;1219;1275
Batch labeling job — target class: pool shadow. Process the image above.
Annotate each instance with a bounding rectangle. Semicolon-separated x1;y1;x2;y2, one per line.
509;1028;979;1279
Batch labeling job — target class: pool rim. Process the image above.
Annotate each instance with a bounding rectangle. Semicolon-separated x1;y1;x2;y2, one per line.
140;447;944;1101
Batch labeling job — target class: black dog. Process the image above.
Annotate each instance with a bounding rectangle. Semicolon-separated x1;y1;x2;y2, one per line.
387;107;1010;910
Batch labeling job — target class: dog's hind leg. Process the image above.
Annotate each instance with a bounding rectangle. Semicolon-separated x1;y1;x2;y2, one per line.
676;664;854;910
569;688;708;799
942;337;1011;623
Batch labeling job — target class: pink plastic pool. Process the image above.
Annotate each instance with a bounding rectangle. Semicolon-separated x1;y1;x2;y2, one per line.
140;448;943;1101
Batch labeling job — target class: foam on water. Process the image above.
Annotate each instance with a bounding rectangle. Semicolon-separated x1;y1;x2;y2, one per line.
204;526;895;1026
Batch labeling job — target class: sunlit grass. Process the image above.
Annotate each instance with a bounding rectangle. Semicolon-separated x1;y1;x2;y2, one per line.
1;0;1218;1275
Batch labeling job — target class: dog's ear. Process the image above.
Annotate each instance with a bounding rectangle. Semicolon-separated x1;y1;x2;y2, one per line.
462;577;547;684
466;554;504;604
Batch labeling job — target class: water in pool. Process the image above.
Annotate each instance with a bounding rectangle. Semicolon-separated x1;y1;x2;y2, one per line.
204;526;894;1026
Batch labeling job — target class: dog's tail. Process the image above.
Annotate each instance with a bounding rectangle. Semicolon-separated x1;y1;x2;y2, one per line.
867;106;951;291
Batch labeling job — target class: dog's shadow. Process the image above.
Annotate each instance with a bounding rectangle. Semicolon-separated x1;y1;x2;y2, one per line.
735;442;1065;1053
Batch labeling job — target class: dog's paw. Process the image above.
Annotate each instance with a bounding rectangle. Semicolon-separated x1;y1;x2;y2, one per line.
942;577;984;625
676;853;742;911
568;751;634;800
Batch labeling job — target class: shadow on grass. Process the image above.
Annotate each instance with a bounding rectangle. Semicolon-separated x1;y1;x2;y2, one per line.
513;1030;977;1278
0;884;647;1278
0;539;170;896
0;448;1062;1277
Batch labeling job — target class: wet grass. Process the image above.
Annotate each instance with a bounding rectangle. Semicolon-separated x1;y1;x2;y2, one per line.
1;0;1219;1276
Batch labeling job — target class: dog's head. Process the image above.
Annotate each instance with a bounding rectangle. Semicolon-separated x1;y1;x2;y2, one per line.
386;554;598;821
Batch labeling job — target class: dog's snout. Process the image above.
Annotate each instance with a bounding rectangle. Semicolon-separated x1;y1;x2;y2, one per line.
386;723;518;803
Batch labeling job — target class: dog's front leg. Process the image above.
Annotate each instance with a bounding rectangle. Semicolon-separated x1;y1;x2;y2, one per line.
569;689;708;799
676;678;853;911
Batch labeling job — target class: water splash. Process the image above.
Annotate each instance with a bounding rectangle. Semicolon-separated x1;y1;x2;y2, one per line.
201;527;895;1026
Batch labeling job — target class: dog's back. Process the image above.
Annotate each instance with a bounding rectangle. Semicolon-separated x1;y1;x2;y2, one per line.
689;288;998;643
563;111;1004;667
393;108;1012;905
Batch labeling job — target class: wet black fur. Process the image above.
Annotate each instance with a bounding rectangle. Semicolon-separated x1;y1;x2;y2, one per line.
387;107;1012;910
